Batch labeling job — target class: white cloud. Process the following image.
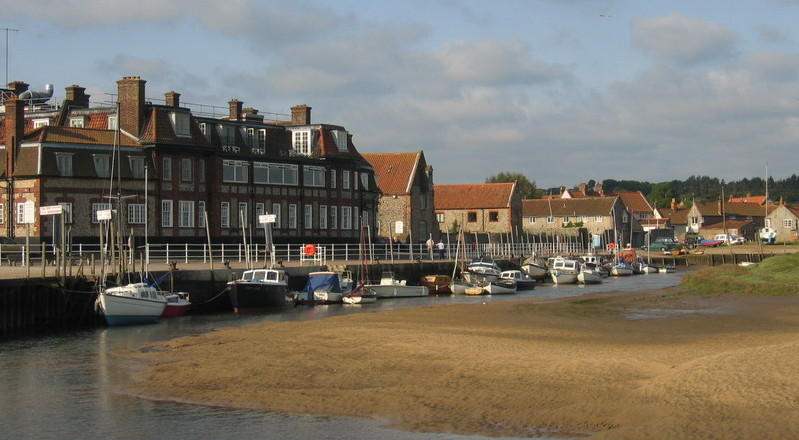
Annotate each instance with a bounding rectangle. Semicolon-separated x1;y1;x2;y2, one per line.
632;14;738;66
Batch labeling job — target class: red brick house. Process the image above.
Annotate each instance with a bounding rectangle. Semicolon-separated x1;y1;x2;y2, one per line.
0;77;379;244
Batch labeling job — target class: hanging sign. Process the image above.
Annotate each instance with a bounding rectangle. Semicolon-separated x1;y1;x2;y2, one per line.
40;205;63;216
97;209;113;221
259;214;277;224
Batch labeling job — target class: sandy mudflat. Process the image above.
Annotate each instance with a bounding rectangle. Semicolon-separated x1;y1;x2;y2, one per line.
130;289;799;439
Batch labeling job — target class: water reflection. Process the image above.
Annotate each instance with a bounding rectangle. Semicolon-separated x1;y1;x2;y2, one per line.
0;273;683;440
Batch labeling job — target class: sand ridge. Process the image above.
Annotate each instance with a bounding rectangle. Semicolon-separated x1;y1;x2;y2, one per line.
129;289;799;439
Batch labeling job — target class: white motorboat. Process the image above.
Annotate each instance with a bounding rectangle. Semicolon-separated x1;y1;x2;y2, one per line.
464;256;501;283
550;257;579;284
520;256;548;280
97;283;167;326
577;266;602;284
484;279;517;295
500;270;536;290
658;266;677;274
641;264;659;274
610;263;634;276
367;272;429;298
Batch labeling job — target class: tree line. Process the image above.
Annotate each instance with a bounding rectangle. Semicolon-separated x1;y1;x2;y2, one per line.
486;173;799;209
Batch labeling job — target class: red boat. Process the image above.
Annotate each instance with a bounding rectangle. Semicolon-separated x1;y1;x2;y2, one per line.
698;239;724;247
161;292;192;317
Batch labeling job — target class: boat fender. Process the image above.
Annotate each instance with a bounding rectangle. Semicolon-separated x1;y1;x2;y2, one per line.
304;244;316;256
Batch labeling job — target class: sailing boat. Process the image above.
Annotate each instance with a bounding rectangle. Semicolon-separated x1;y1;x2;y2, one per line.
96;105;166;325
343;215;377;304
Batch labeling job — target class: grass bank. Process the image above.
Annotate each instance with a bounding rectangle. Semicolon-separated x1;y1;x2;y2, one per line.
681;253;799;296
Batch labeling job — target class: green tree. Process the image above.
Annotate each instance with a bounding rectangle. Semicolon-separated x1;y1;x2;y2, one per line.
485;172;544;198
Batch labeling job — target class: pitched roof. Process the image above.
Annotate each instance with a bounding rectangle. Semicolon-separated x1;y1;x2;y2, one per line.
434;182;515;210
694;201;772;217
659;208;689;225
361;152;420;195
729;195;767;205
522;197;618;217
34;126;140;147
701;219;754;230
609;191;653;214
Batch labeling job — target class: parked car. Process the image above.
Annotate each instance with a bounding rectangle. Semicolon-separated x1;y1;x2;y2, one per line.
713;234;745;245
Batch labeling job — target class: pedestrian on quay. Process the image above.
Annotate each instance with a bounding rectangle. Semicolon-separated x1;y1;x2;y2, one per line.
426;236;434;259
436;239;445;259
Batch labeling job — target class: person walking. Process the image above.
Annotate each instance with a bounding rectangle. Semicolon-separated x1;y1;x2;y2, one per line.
425;236;434;259
436;239;445;259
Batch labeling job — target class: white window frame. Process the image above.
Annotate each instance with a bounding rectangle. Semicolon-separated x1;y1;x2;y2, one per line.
246;128;255;147
330;206;337;230
563;216;570;223
181;158;192;182
223;160;249;183
33;118;50;129
55;153;73;177
765;218;772;228
69;116;85;128
272;203;281;228
128;203;145;225
595;216;602;223
304;204;313;229
0;203;4;224
179;201;195;228
238;202;248;227
319;205;327;229
161;200;173;228
162;157;172;181
547;216;555;223
221;202;230;228
332;130;348;152
170;112;191;137
255;203;265;219
303;166;325;187
198;201;206;228
437;213;445;223
257;129;266;149
292;130;311;155
15;203;25;224
288;204;297;229
342;206;352;230
93;154;110;178
529;216;536;223
92;203;112;224
783;219;794;228
129;156;145;179
107;116;118;130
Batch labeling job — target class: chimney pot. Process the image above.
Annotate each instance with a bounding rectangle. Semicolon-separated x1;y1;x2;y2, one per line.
65;85;90;108
117;76;147;136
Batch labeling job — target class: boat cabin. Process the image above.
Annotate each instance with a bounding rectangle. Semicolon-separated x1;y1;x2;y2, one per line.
239;269;287;284
551;258;578;272
379;272;406;286
500;270;529;281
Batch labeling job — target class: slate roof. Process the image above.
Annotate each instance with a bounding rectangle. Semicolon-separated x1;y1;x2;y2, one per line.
434;182;515;210
361;152;420;195
522;197;618;217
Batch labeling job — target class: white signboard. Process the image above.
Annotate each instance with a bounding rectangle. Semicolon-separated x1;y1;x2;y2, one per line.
97;209;113;221
394;220;404;234
21;201;35;224
40;205;63;216
259;214;277;224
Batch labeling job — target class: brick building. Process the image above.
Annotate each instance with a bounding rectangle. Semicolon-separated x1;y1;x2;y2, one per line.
362;151;437;243
522;197;631;247
433;182;521;235
0;77;379;244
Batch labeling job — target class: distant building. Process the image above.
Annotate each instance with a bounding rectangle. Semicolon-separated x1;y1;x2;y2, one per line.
434;182;521;235
0;77;379;244
687;201;772;235
522;196;630;247
362;151;436;242
765;205;799;242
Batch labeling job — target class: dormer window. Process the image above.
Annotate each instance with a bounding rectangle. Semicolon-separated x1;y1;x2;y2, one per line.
69;116;86;128
292;130;310;156
170;112;191;137
33;118;50;129
218;124;236;147
257;129;266;148
107;116;118;130
332;130;348;152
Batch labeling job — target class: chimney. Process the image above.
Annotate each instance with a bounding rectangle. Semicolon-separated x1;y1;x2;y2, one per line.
578;183;587;196
117;76;146;136
4;98;24;177
595;183;604;196
291;104;311;125
670;198;677;210
7;81;28;96
164;91;180;108
228;99;242;121
242;107;263;122
65;85;90;108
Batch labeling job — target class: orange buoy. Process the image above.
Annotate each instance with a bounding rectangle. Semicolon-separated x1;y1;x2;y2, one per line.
304;244;316;256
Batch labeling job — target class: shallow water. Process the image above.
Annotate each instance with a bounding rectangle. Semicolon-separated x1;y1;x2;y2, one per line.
0;273;682;440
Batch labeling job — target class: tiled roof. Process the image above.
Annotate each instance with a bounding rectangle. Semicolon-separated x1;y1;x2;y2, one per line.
361;152;420;195
523;197;617;217
37;126;140;147
139;108;209;146
701;219;754;230
694;201;771;217
659;208;689;225
434;182;515;210
609;191;653;214
729;195;767;205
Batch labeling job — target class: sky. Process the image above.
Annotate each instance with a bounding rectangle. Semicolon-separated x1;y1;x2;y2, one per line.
2;0;799;188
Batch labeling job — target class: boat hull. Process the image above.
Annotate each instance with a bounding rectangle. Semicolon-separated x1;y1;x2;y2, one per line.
98;293;165;326
611;267;634;276
342;293;377;304
521;264;548;279
515;280;536;290
464;286;486;295
551;271;578;284
577;271;602;284
228;282;290;313
162;303;191;317
369;285;429;298
485;281;517;295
